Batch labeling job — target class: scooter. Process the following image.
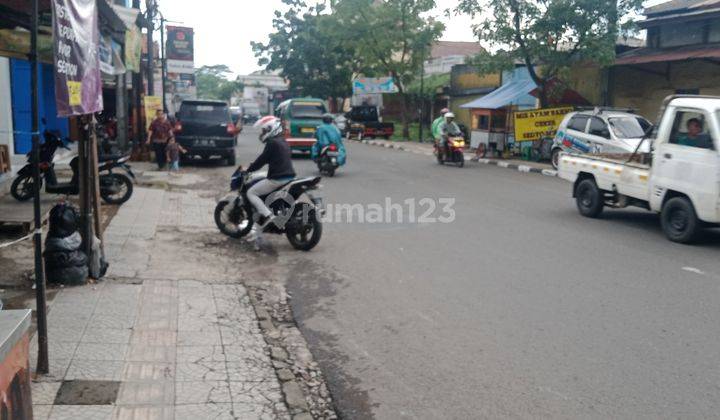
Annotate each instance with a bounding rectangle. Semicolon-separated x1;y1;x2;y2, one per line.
435;136;465;168
214;167;324;251
316;144;340;177
11;128;135;205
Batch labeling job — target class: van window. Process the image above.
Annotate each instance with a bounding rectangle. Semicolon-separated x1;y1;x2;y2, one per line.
290;102;326;119
669;110;714;150
588;117;610;139
567;115;589;132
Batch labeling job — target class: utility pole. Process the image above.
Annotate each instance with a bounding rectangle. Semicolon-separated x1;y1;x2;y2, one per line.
418;48;425;143
159;15;167;112
145;0;156;95
31;0;49;375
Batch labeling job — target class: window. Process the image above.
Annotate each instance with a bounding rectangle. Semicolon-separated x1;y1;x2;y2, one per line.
476;115;489;130
709;19;720;43
659;23;704;47
588;117;610;139
290;102;326;119
669;110;714;149
609;117;647;138
567;115;589;132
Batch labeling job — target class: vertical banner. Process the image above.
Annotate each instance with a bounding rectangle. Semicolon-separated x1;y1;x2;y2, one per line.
166;26;194;61
52;0;103;116
165;26;195;113
124;27;141;72
144;96;163;131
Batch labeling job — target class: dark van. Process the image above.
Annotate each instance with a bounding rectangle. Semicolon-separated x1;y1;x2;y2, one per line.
275;98;327;153
174;100;239;165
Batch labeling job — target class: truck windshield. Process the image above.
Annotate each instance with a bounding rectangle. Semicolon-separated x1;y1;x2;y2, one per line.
608;117;646;138
291;102;326;119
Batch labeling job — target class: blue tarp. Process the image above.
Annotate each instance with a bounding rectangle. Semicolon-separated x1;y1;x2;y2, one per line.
460;78;537;110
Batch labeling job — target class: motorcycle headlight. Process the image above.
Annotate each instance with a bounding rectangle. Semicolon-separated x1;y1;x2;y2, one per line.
452;140;465;147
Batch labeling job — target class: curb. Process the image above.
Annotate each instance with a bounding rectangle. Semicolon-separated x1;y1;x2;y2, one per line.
353;139;558;178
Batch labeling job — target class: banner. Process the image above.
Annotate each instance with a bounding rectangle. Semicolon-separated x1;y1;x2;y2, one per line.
166;26;194;61
124;27;141;72
52;0;103;117
352;77;398;95
513;107;573;142
144;96;163;131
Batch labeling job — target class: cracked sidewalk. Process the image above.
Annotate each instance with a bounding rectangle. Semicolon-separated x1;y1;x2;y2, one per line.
30;184;292;420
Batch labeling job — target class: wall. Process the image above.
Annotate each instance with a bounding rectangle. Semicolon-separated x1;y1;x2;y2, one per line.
450;65;500;95
0;57;13;157
564;63;604;105
611;60;720;121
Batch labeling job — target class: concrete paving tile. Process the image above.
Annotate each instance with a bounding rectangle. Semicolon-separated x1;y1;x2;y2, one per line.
228;381;285;406
174;403;234;420
121;362;174;381
130;331;177;346
176;346;225;363
81;328;132;344
232;403;290;420
74;343;129;361
174;381;232;404
112;405;174;420
65;360;124;381
126;345;176;363
225;361;277;383
222;344;269;362
116;381;175;405
32;404;53;420
45;326;85;343
30;341;79;361
86;314;136;330
177;330;222;346
30;381;62;404
174;361;228;382
31;358;72;383
48;405;114;420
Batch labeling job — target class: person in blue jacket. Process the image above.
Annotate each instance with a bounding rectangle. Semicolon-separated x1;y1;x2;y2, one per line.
311;114;346;166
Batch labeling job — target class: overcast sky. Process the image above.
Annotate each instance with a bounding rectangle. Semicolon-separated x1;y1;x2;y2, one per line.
159;0;477;76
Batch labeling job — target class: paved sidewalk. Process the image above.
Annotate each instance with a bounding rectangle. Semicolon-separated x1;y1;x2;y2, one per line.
30;186;290;419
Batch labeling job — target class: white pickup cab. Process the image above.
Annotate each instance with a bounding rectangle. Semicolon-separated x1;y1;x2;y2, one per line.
558;95;720;243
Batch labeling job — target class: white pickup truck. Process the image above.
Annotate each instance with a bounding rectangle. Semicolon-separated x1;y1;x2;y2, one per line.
558;95;720;243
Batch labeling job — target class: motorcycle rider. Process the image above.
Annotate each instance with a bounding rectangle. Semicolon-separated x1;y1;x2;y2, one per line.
246;116;296;227
311;113;346;166
431;108;450;144
438;112;463;159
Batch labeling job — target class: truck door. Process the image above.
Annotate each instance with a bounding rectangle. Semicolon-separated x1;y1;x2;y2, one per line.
652;108;720;221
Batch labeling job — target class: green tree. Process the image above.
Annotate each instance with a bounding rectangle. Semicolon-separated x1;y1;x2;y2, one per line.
195;65;243;101
457;0;642;107
332;0;444;138
251;1;356;110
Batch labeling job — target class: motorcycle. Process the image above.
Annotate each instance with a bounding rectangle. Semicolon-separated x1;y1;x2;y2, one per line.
214;167;324;251
316;143;340;177
11;128;135;205
435;136;465;168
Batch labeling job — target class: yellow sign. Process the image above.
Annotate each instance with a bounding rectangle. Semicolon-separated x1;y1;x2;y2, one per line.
513;107;573;142
67;81;82;106
144;96;163;131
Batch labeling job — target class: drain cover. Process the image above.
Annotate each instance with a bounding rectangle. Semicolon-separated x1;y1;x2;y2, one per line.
54;380;120;405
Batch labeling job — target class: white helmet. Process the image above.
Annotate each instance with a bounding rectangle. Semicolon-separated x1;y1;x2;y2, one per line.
253;115;283;143
444;112;455;120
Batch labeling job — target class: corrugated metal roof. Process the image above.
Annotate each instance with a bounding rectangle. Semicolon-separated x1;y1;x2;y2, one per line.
615;45;720;65
645;0;720;15
460;79;537;109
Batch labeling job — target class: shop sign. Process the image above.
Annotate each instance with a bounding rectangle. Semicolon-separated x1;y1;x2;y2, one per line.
166;26;194;61
52;0;103;116
513;107;572;142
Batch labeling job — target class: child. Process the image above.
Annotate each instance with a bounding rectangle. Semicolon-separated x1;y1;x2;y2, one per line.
165;137;186;172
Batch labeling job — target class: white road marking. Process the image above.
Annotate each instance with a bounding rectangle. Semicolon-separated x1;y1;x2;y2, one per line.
518;165;531;172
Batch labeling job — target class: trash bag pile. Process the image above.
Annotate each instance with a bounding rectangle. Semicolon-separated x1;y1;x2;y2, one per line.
43;203;88;285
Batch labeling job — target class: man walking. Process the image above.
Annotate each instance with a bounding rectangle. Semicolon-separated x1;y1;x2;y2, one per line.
146;110;175;170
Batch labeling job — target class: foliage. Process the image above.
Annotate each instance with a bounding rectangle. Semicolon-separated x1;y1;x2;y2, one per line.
406;73;450;99
457;0;643;106
195;65;244;102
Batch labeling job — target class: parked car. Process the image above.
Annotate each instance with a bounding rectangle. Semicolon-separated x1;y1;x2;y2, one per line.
275;98;328;153
174;100;239;166
346;105;394;139
550;109;652;169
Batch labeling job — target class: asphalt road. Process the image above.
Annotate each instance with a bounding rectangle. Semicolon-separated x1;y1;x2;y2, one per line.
233;130;720;419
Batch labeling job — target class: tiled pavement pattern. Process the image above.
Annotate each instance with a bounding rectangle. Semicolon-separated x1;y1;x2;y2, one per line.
31;187;289;419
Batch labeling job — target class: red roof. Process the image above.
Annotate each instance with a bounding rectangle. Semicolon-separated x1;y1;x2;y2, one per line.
615;45;720;65
430;41;483;59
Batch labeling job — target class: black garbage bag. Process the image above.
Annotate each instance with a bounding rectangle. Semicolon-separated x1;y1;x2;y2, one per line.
45;232;82;253
48;203;79;238
43;250;88;270
46;265;88;286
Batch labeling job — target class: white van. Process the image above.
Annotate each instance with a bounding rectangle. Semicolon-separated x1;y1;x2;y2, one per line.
550;109;652;168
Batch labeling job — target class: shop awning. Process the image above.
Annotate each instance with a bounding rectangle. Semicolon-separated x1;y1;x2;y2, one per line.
460;78;537;109
615;45;720;65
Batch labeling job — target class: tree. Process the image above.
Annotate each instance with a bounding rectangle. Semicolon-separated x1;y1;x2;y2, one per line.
457;0;643;107
251;1;356;110
332;0;444;138
195;65;243;102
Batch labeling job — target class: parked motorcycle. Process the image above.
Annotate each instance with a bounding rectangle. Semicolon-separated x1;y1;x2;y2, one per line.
11;128;135;205
316;143;340;177
214;167;324;251
435;136;465;167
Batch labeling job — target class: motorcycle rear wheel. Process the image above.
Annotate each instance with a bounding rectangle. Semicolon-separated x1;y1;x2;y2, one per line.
11;174;38;201
285;203;322;251
100;173;133;205
214;200;253;238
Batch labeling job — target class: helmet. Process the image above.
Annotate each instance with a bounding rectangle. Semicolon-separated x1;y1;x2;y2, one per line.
444;112;455;120
253;115;283;143
440;108;450;115
322;113;334;124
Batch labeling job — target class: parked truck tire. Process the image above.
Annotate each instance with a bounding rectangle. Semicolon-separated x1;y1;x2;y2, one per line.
575;178;604;218
661;196;700;243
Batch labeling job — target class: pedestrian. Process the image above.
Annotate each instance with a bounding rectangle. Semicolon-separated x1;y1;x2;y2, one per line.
165;137;186;173
146;109;175;170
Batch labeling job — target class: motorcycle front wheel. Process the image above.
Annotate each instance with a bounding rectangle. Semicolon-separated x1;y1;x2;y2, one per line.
214;199;253;238
11;174;38;201
285;203;322;251
100;173;133;204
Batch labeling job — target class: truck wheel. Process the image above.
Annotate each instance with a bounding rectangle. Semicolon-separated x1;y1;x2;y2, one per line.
551;148;562;169
661;197;700;243
575;178;603;218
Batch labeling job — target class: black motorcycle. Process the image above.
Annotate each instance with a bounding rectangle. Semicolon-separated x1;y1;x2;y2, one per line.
316;144;340;177
11;129;135;205
214;167;324;251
